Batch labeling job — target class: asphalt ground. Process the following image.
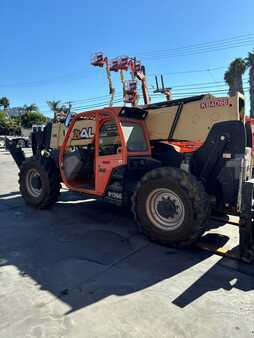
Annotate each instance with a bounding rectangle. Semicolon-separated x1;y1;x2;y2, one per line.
0;148;253;338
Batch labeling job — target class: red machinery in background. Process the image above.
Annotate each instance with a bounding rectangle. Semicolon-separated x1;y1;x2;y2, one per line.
91;53;150;106
91;52;115;107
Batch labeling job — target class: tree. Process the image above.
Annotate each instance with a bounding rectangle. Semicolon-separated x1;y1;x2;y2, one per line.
23;103;39;113
0;97;10;112
60;104;70;114
224;58;247;96
11;115;22;127
245;50;254;117
0;111;11;128
47;100;61;120
21;111;47;129
0;111;18;135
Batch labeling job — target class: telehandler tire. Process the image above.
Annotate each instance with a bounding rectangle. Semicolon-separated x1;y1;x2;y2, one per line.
19;156;61;209
132;167;210;247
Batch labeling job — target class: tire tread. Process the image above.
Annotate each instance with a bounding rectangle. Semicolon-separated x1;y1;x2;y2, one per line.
131;167;210;247
19;155;61;209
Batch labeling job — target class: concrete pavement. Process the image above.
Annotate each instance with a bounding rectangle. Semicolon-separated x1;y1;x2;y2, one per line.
0;148;253;338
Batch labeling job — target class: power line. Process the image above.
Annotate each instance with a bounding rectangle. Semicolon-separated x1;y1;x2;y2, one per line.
38;77;249;114
152;87;250;98
65;80;248;106
3;34;254;89
137;34;254;56
67;86;250;112
44;81;248;112
155;81;248;91
147;66;227;77
69;94;231;112
73;99;124;111
0;65;228;89
136;34;254;60
140;42;254;60
6;34;253;110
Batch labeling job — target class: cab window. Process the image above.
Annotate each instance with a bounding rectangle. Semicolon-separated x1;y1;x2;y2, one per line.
99;120;121;156
121;121;148;152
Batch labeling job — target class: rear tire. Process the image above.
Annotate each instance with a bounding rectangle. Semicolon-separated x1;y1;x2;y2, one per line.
132;167;210;247
19;156;61;209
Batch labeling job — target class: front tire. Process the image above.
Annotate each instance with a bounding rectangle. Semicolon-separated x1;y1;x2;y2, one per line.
19;156;61;208
132;167;210;247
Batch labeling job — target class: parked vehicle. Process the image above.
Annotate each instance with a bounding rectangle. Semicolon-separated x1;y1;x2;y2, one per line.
9;99;254;263
5;136;30;149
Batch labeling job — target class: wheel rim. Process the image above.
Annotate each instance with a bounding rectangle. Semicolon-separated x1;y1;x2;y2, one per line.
145;188;185;231
25;168;42;198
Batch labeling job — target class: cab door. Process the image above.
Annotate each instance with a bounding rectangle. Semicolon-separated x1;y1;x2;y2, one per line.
95;116;127;195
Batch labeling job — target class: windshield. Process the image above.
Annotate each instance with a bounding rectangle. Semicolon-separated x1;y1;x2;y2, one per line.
121;121;148;152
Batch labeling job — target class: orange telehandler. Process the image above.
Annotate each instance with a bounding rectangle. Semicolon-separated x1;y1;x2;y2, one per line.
7;54;254;263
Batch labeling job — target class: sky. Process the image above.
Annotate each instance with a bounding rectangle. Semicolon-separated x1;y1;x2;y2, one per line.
0;0;254;117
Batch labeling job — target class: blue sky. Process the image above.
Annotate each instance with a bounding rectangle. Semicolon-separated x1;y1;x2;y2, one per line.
0;0;254;116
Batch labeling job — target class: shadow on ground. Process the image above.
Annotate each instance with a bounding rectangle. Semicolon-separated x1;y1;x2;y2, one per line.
0;190;253;314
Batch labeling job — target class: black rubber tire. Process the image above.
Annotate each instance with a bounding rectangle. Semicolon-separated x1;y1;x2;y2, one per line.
19;155;61;209
132;167;210;247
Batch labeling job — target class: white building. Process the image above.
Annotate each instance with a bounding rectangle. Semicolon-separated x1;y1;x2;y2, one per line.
7;107;25;117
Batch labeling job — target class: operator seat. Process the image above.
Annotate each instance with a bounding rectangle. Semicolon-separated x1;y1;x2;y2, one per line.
78;144;95;177
63;144;95;181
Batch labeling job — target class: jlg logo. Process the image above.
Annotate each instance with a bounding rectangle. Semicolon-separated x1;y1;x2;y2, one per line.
72;127;94;140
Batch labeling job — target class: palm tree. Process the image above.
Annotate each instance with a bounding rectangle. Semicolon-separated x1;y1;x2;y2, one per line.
60;105;67;114
60;103;72;114
224;70;234;96
23;103;38;113
47;100;61;120
224;58;247;96
245;51;254;117
0;96;10;111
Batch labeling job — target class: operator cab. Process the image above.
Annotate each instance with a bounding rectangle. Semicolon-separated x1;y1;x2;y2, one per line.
60;107;150;196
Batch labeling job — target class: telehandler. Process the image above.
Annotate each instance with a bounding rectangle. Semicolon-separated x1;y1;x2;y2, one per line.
8;96;254;263
8;54;254;263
